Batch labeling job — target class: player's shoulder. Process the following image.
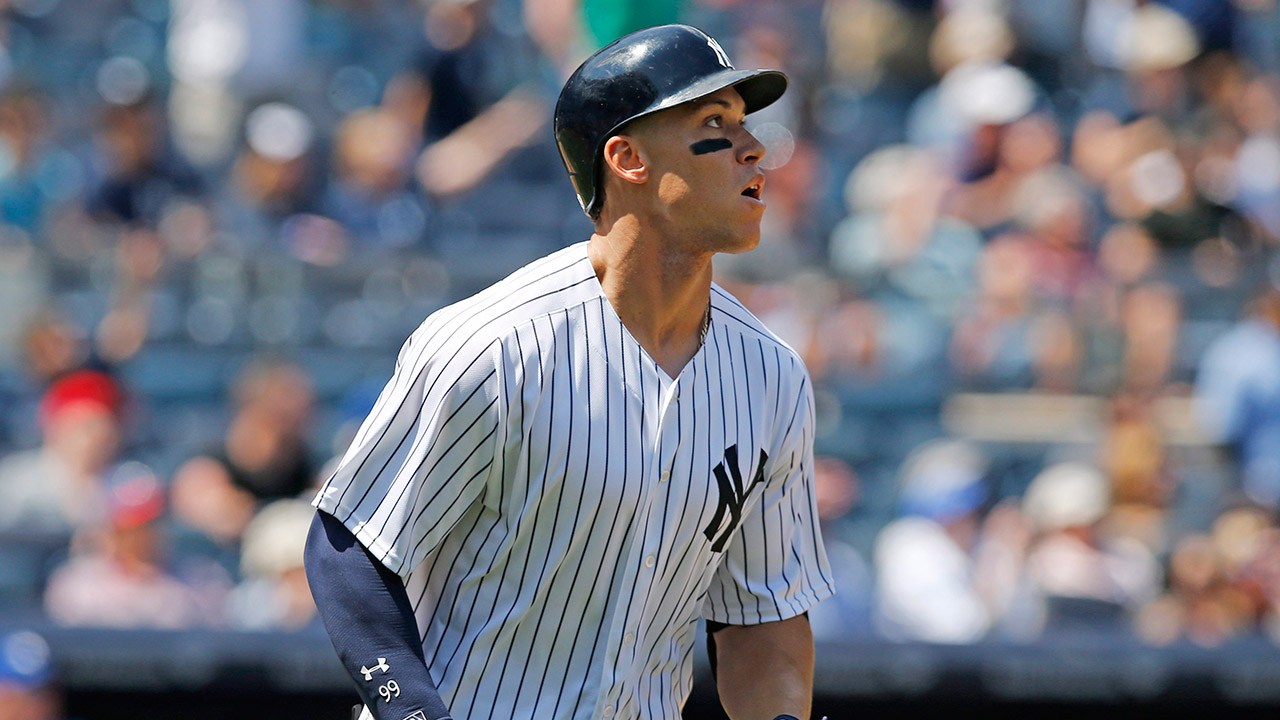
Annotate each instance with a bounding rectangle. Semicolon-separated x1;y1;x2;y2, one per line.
409;242;597;352
710;281;809;382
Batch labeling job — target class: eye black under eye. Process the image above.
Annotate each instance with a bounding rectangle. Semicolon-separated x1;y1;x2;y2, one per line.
690;138;733;155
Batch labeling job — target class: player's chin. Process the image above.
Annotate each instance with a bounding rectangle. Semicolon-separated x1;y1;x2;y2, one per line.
719;226;762;254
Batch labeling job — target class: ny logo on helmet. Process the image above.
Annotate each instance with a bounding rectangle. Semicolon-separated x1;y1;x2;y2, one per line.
703;445;768;552
702;34;733;69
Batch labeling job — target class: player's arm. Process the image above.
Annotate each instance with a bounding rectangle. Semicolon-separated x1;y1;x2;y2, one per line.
702;372;832;720
709;614;814;720
304;510;452;720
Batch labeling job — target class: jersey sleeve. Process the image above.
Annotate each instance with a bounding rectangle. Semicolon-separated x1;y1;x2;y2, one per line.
701;375;835;626
313;327;506;578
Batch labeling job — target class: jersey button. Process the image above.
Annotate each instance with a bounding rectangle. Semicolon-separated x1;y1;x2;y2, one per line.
603;705;615;718
659;470;670;483
623;632;634;644
644;555;656;568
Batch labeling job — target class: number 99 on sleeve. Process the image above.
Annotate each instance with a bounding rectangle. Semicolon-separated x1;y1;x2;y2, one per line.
378;680;401;702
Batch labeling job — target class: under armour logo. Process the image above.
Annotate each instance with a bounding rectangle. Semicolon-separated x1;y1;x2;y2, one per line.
360;657;390;681
702;445;768;552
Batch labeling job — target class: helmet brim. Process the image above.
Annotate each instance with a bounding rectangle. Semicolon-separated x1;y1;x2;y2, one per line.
605;68;788;142
647;68;789;118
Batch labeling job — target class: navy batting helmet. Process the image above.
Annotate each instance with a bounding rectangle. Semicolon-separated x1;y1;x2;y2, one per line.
554;24;788;217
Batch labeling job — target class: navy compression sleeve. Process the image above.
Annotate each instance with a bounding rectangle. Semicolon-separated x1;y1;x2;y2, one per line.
304;510;452;720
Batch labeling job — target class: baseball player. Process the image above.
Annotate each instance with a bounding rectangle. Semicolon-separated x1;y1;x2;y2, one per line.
304;24;834;720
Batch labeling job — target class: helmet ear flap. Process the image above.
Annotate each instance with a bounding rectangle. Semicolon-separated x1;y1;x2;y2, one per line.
553;24;788;218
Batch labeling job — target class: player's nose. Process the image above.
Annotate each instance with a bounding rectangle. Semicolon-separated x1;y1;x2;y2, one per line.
736;127;765;166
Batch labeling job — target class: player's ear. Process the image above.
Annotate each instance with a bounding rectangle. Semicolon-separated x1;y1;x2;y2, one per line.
601;134;649;186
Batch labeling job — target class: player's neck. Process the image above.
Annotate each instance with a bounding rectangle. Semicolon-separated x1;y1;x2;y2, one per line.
589;224;712;376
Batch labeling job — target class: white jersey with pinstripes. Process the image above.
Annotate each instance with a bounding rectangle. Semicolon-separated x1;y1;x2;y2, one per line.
313;240;834;720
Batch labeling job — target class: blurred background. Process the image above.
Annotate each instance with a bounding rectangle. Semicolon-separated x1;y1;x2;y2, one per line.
0;0;1277;717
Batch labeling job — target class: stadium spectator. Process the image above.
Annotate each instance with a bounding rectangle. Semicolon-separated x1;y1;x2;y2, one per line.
0;84;59;236
1195;288;1280;508
16;312;90;393
1136;527;1257;648
85;96;202;230
945;105;1062;238
1020;461;1161;636
169;359;318;571
820;143;976;401
904;5;1018;157
227;498;318;631
410;0;552;200
970;496;1043;641
213;102;322;255
873;439;998;643
828;144;981;324
320;106;426;249
807;456;874;641
1074;222;1162;391
1116;281;1183;392
43;468;217;629
1;310;94;449
1100;392;1176;555
1082;1;1203;123
0;370;128;534
0;630;62;720
949;233;1046;390
1230;509;1280;644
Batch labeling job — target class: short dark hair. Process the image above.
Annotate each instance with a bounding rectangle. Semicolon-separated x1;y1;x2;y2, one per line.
588;180;606;222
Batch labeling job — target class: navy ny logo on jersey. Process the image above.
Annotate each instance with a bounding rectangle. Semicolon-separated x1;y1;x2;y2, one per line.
703;445;769;552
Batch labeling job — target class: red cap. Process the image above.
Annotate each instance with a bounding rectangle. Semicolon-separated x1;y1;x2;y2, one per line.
39;370;124;428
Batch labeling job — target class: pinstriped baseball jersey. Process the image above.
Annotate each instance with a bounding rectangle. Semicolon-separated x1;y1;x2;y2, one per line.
314;241;834;720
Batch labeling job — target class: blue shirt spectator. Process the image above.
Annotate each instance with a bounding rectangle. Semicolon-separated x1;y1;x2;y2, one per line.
1196;291;1280;508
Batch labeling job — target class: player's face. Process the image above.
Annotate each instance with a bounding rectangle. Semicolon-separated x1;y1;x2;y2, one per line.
635;87;767;254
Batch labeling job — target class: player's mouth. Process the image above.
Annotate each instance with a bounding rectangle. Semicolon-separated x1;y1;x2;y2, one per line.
741;175;765;202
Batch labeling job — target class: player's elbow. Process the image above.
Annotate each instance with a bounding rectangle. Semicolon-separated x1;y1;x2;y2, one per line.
303;510;353;596
302;510;328;593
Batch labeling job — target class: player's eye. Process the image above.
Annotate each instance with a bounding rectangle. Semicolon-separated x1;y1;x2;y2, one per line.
705;115;722;129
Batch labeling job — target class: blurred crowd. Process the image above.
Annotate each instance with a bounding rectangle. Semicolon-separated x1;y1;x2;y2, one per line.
0;0;1278;669
0;630;61;720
